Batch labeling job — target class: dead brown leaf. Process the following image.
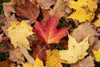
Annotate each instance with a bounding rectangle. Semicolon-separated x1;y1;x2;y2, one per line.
92;40;100;51
0;60;11;67
60;37;68;49
15;0;40;24
36;0;56;9
71;22;98;46
0;14;6;32
70;55;95;67
3;1;17;35
37;9;50;26
31;44;47;61
9;47;25;64
53;0;65;15
0;33;3;41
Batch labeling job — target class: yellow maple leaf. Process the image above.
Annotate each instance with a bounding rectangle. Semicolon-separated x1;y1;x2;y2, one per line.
59;35;90;64
67;0;98;23
22;58;44;67
93;14;100;27
7;20;33;50
92;47;100;62
46;49;63;67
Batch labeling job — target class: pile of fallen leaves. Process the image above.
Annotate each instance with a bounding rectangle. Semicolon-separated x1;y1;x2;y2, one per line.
0;0;100;67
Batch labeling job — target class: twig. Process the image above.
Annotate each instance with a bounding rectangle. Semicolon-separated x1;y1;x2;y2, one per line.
17;43;34;65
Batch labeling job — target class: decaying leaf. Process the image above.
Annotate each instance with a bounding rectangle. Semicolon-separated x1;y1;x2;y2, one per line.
9;47;25;64
3;2;15;18
15;0;40;24
59;35;90;64
3;1;17;35
7;20;33;50
0;14;5;32
31;44;47;61
33;15;69;44
46;49;63;67
0;33;3;41
53;0;65;15
92;40;100;51
36;0;56;9
67;0;98;23
93;14;100;27
92;47;100;62
0;60;12;67
71;22;98;46
70;55;95;67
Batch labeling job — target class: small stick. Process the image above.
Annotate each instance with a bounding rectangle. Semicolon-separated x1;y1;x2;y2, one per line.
17;43;34;65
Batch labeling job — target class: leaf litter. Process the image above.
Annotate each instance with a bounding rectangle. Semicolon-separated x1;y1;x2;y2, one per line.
0;0;100;67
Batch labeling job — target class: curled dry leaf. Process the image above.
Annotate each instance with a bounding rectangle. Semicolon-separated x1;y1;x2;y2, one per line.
70;55;95;67
33;15;69;44
9;47;25;64
59;35;90;64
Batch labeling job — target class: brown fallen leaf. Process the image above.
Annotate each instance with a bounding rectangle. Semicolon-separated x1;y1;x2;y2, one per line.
3;2;15;18
0;43;12;52
0;33;3;41
92;40;100;51
0;60;12;67
0;14;6;32
31;44;47;61
15;0;40;24
53;0;65;15
71;22;98;46
3;1;17;35
70;55;95;67
60;37;68;49
36;0;56;9
9;47;25;64
30;0;36;4
37;9;50;26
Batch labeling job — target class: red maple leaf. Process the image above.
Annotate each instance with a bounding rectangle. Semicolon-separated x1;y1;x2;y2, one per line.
33;16;69;44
